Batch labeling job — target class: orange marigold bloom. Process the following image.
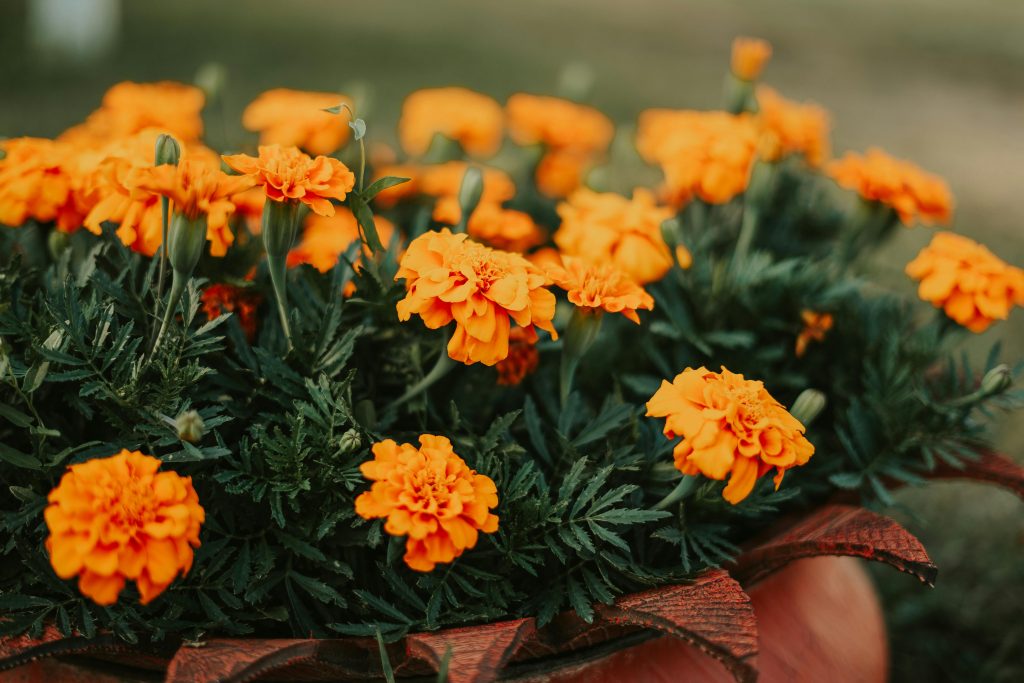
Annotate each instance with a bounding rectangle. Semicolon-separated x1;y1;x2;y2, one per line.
354;435;499;572
506;93;614;154
201;283;261;341
0;137;90;232
223;144;355;217
396;229;558;366
636;109;759;206
496;327;540;386
287;208;397;295
827;148;953;226
547;255;654;324
61;81;205;145
44;450;205;605
242;88;353;156
130;157;255;256
795;310;834;357
731;37;772;81
433;196;544;253
535;150;591;199
419;161;516;205
399;87;504;158
905;232;1024;333
646;367;814;504
756;86;831;167
554;188;678;285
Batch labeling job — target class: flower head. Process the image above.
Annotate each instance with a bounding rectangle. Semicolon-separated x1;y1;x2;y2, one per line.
546;255;654;324
62;81;204;145
731;37;772;81
287;208;397;294
506;93;614;154
646;367;814;504
354;435;499;572
396;229;557;366
433;196;544;253
0;137;90;232
756;86;831;167
496;327;540;386
555;188;678;284
636;110;759;206
906;232;1024;332
827;148;953;226
131;157;254;256
201;283;261;341
242;88;353;155
44;450;205;605
795;310;834;357
222;144;355;216
399;87;504;158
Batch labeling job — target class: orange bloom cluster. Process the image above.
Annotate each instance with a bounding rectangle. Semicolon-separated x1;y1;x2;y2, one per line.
242;88;353;156
731;37;772;81
495;327;540;386
547;255;655;324
535;150;588;199
399;87;504;158
201;283;262;341
132;157;255;256
756;87;831;167
637;110;760;206
827;148;953;226
354;435;499;572
0;137;89;232
61;81;205;145
223;144;355;217
905;232;1024;333
287;208;397;295
433;196;544;253
395;229;557;366
647;367;814;504
554;188;679;285
44;450;205;605
795;310;834;357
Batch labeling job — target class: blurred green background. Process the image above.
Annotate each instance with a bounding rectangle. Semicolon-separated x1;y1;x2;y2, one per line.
2;0;1021;680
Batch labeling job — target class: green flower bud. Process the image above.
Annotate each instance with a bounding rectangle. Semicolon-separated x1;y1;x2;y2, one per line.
790;389;827;427
155;134;181;167
261;198;301;351
979;364;1013;398
47;230;70;260
167;212;207;276
338;428;362;454
456;166;484;232
175;410;205;444
660;218;681;249
194;63;227;101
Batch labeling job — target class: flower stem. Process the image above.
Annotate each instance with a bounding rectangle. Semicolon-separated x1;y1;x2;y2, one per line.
267;256;293;353
559;309;603;407
651;474;699;511
385;331;455;413
154;196;169;317
153;270;187;355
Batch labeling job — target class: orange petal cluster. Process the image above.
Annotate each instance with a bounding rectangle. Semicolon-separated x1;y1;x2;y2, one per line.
546;255;654;324
60;81;204;145
201;282;261;341
795;310;834;357
534;150;591;199
495;327;540;386
398;87;504;158
827;148;953;226
395;229;558;366
756;87;831;167
731;37;772;81
0;137;90;232
44;450;205;605
354;435;499;572
646;367;814;504
242;89;353;156
433;196;544;253
636;110;760;206
223;144;355;217
554;188;678;285
131;157;255;256
905;232;1024;333
287;208;397;295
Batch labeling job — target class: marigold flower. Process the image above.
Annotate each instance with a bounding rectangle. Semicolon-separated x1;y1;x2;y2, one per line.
905;232;1024;332
756;86;830;167
242;88;353;155
731;37;772;81
354;435;499;572
636;110;759;206
44;450;205;605
399;87;504;158
433;196;544;253
287;208;397;295
0;137;90;232
795;310;834;357
827;148;953;226
496;327;540;386
395;229;558;366
646;367;814;504
61;81;205;145
419;162;516;205
201;283;261;341
506;93;614;154
130;157;255;256
554;188;678;285
222;144;355;217
535;150;591;199
547;255;654;324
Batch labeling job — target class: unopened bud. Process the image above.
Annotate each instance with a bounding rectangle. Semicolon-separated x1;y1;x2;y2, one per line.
660;218;681;248
175;410;205;443
790;389;827;427
338;428;362;454
979;364;1013;398
47;230;70;259
194;63;227;100
155;134;181;167
456;166;484;231
167;212;207;276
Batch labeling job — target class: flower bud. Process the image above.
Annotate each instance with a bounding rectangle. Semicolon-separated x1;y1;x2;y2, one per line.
194;63;227;101
167;212;207;276
660;218;681;249
790;389;827;427
261;199;300;259
979;364;1013;398
47;230;70;259
175;410;205;444
155;134;181;167
456;166;484;231
338;428;362;454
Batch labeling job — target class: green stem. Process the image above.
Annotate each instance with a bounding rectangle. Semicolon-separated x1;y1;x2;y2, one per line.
559;310;603;407
154;197;169;317
734;206;760;264
385;332;455;413
651;474;699;511
267;256;293;353
153;270;187;354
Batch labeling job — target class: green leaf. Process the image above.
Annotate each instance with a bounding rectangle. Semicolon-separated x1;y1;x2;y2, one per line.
349;194;384;253
362;176;411;201
0;443;41;469
349;118;367;140
0;403;33;428
375;627;397;683
828;472;864;489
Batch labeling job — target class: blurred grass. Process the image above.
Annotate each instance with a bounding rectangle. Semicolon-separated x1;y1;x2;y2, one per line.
1;0;1022;679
